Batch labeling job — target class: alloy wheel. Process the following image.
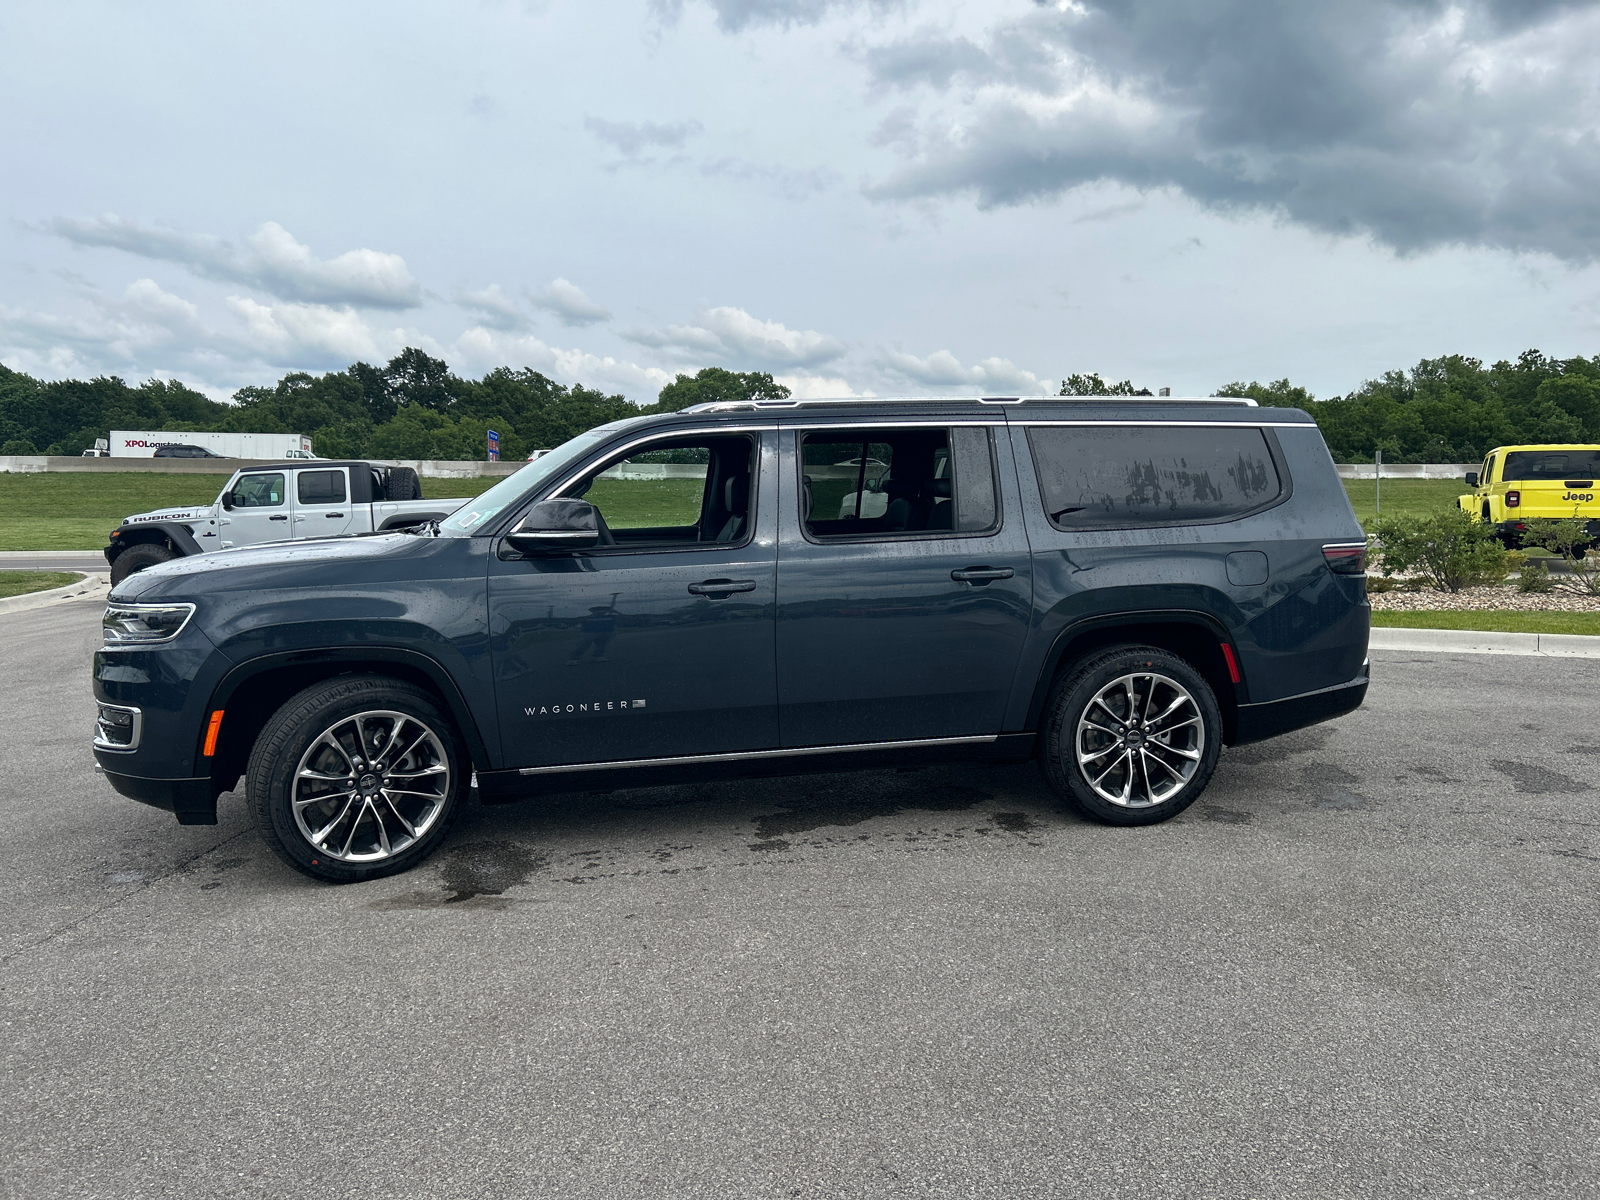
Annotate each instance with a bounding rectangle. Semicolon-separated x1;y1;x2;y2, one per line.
1074;671;1204;808
290;709;451;862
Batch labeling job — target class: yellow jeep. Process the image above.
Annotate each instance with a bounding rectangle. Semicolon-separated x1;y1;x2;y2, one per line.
1459;444;1600;547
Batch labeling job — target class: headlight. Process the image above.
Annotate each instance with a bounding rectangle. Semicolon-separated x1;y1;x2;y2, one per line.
102;602;196;645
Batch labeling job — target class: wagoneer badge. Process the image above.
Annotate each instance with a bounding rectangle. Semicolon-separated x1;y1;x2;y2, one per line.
525;700;646;717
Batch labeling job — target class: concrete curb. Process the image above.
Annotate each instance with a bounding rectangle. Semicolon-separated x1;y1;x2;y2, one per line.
1370;627;1600;658
0;572;110;617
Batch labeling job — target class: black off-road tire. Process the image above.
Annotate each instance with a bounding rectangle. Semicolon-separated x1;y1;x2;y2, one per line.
1040;644;1223;826
246;675;467;883
109;542;178;586
384;466;422;501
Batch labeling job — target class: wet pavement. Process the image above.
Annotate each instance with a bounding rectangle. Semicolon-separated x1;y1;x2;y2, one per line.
2;599;1598;1198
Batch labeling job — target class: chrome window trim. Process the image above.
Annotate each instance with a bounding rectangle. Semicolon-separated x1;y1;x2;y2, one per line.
519;734;997;775
94;703;143;752
1014;420;1311;428
546;425;776;499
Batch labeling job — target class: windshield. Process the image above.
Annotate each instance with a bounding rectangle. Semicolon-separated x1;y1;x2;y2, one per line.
1501;450;1600;481
438;421;637;535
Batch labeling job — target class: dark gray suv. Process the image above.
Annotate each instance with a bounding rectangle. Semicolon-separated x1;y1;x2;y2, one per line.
93;396;1369;882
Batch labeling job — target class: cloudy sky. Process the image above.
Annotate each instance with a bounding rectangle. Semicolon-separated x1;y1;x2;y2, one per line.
4;0;1600;404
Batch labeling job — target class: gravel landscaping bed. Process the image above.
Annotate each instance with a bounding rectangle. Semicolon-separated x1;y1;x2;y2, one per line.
1370;583;1600;612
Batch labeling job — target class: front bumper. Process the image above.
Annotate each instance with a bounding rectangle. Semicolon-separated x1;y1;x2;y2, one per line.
1232;660;1369;746
96;761;216;825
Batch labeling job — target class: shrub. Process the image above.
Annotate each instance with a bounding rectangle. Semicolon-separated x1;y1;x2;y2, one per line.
1;439;38;455
1374;509;1513;593
1521;517;1591;562
1517;559;1554;593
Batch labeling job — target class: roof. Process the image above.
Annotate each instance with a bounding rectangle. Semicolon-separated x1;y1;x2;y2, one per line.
681;395;1258;414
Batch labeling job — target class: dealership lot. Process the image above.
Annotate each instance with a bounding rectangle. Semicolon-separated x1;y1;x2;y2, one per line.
3;599;1598;1199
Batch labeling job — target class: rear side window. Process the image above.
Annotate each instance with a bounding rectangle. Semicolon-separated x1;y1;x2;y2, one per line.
296;470;347;505
800;426;1000;540
1027;426;1283;530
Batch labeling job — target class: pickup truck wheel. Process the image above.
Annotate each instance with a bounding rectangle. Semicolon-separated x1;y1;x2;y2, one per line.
1040;646;1222;826
247;676;466;883
109;542;177;585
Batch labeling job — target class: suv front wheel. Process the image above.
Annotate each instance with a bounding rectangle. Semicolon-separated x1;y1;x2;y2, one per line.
247;676;467;882
1041;645;1222;825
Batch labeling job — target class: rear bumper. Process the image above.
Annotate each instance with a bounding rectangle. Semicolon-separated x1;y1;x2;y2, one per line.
1231;660;1368;746
96;759;217;825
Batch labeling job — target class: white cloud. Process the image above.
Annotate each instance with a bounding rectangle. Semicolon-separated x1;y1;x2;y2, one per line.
584;116;703;158
880;348;1051;394
773;371;869;399
46;216;422;308
457;283;529;331
452;327;672;400
528;278;612;327
624;305;846;368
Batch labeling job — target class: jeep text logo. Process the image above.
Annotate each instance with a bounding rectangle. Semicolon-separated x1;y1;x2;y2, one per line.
1562;491;1594;502
526;699;646;717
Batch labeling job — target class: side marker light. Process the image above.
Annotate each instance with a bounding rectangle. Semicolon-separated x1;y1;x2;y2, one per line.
1220;644;1241;684
202;709;225;757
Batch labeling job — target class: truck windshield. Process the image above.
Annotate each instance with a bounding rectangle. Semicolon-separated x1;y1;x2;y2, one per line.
1501;450;1600;481
437;423;634;536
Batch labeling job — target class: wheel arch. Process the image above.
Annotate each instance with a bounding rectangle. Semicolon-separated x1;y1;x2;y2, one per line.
200;648;492;801
109;521;201;559
1025;612;1241;745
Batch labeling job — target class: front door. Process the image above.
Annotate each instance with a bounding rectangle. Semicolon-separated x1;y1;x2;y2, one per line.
220;470;293;548
776;422;1033;747
292;467;357;537
489;428;779;768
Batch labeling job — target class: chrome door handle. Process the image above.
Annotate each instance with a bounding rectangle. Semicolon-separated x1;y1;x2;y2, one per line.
688;579;757;597
950;566;1014;584
269;514;288;521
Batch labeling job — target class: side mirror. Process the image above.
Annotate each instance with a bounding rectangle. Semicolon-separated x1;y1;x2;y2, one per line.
504;499;600;555
220;489;235;511
1465;472;1479;487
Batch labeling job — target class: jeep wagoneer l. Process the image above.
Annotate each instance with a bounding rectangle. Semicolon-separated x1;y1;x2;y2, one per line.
93;396;1371;882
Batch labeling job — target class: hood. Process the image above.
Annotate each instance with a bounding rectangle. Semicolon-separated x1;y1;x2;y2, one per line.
120;504;213;526
109;529;445;601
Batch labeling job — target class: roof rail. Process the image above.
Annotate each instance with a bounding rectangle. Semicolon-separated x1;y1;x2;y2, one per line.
680;395;1258;412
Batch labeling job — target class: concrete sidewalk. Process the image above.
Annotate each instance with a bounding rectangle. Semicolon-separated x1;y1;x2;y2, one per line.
1370;626;1600;657
0;550;108;572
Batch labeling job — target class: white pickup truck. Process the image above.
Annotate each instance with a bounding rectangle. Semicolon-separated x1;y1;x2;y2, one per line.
105;461;469;584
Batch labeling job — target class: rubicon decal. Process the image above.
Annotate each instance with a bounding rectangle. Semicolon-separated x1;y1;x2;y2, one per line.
525;699;646;717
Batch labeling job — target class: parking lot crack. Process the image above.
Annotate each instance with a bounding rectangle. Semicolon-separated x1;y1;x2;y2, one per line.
0;830;253;967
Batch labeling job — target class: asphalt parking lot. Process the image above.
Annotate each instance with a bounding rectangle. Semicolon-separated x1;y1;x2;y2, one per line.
3;600;1597;1199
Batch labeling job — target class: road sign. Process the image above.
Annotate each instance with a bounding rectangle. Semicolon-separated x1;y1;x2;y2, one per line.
486;429;500;462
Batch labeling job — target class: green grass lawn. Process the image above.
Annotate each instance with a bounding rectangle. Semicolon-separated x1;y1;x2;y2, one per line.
0;570;82;598
0;471;511;550
1342;478;1467;524
1372;609;1600;635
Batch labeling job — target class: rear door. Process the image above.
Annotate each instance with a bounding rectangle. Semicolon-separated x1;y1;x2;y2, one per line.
292;467;357;537
775;420;1033;747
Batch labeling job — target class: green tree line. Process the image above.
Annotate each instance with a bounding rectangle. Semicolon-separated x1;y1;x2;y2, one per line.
1073;349;1600;463
4;346;1599;464
0;350;789;460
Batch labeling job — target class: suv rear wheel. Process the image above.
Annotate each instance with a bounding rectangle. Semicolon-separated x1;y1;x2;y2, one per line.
246;675;467;882
1041;645;1222;825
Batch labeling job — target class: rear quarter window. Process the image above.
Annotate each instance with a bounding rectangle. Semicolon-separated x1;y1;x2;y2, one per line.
1026;425;1284;530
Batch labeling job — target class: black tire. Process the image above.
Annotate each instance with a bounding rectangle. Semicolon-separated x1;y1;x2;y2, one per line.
246;675;467;883
385;466;422;501
109;542;178;586
1040;645;1223;826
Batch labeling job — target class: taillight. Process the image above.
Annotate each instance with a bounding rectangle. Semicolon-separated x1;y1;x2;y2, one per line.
1323;542;1367;575
1505;490;1520;508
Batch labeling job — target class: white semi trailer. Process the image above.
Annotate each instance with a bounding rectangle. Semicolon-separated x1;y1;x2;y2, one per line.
110;430;315;459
